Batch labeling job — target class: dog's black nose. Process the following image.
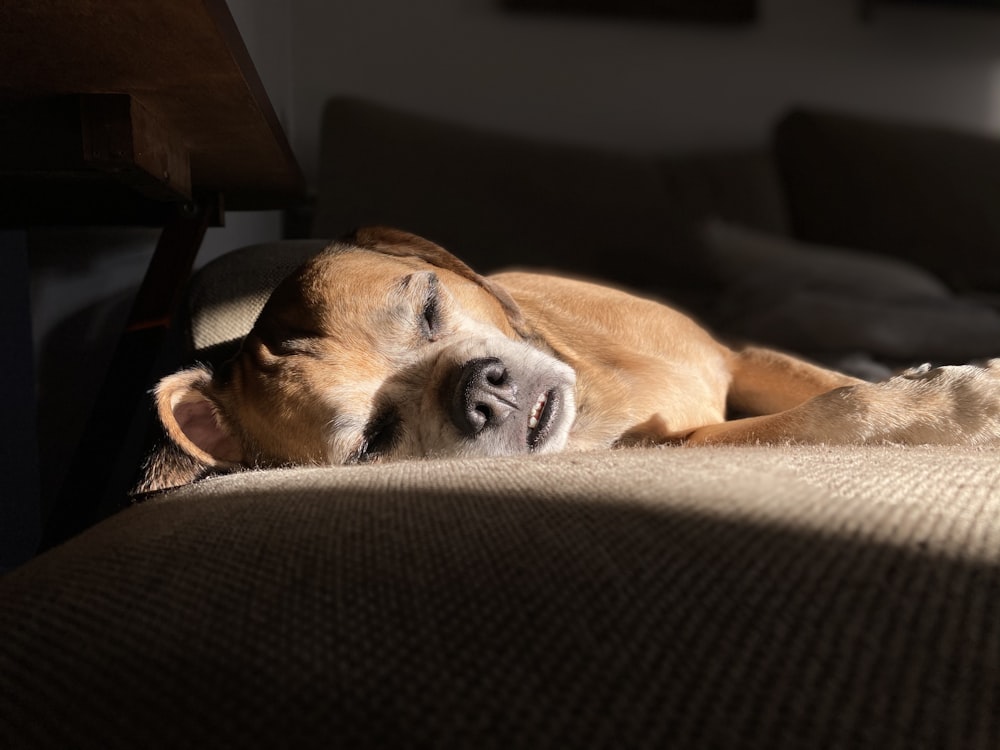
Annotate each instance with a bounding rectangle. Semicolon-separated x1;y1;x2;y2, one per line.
451;357;517;437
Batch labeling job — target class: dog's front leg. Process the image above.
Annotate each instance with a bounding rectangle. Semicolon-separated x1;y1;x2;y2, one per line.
685;360;1000;447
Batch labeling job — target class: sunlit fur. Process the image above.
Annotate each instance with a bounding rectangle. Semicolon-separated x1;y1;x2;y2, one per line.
142;228;1000;494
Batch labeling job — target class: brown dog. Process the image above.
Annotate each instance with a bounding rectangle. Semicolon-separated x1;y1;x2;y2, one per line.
141;227;1000;492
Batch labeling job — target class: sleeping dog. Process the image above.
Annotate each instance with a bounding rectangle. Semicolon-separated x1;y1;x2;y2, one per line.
141;226;1000;492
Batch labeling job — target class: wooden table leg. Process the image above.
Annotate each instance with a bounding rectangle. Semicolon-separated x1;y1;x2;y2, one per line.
41;196;221;550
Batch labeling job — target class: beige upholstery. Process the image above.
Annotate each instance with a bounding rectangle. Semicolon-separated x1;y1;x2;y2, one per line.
185;239;329;356
3;446;1000;748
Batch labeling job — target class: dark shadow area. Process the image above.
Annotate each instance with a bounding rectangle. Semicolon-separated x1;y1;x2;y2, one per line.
34;289;134;524
500;0;757;24
0;232;40;570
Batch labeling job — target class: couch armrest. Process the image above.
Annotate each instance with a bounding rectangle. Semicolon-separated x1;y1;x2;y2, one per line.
182;239;330;361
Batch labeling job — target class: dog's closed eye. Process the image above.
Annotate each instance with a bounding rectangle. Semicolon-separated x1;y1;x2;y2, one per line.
352;408;402;464
420;273;442;340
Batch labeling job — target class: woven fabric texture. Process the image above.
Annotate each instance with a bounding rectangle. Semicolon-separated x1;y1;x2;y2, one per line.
3;445;1000;749
185;239;329;355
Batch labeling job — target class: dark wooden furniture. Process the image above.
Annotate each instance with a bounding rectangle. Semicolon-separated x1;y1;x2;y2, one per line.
0;0;306;559
0;0;303;218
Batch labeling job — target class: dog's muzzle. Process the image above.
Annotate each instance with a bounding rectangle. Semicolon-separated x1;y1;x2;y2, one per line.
451;357;518;436
448;356;570;454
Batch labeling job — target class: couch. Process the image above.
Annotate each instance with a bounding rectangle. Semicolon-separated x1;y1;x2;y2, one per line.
3;98;1000;748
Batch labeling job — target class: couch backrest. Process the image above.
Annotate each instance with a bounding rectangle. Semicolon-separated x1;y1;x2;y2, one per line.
181;99;793;362
312;97;787;291
774;108;1000;292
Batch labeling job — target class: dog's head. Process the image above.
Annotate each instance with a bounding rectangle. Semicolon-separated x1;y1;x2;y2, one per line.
141;228;577;492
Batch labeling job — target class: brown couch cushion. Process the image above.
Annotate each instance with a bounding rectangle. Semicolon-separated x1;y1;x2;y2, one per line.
3;446;1000;748
774;108;1000;291
653;148;789;238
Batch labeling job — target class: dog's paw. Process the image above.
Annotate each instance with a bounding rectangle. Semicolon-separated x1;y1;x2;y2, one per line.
900;362;933;379
882;359;1000;446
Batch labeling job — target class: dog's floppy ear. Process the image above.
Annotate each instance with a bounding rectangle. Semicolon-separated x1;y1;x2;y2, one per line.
351;226;532;338
155;365;243;466
352;227;475;275
137;365;243;494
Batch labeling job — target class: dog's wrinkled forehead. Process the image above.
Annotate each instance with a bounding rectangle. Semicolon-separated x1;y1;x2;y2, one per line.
269;248;420;333
350;227;530;337
247;228;526;356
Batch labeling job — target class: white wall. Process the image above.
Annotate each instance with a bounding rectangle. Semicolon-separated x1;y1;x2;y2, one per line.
288;0;1000;185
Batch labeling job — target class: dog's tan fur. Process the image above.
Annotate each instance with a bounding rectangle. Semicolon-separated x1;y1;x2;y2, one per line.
141;227;1000;493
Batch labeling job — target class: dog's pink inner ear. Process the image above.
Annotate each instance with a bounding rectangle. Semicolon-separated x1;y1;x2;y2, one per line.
172;397;242;465
155;368;243;467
